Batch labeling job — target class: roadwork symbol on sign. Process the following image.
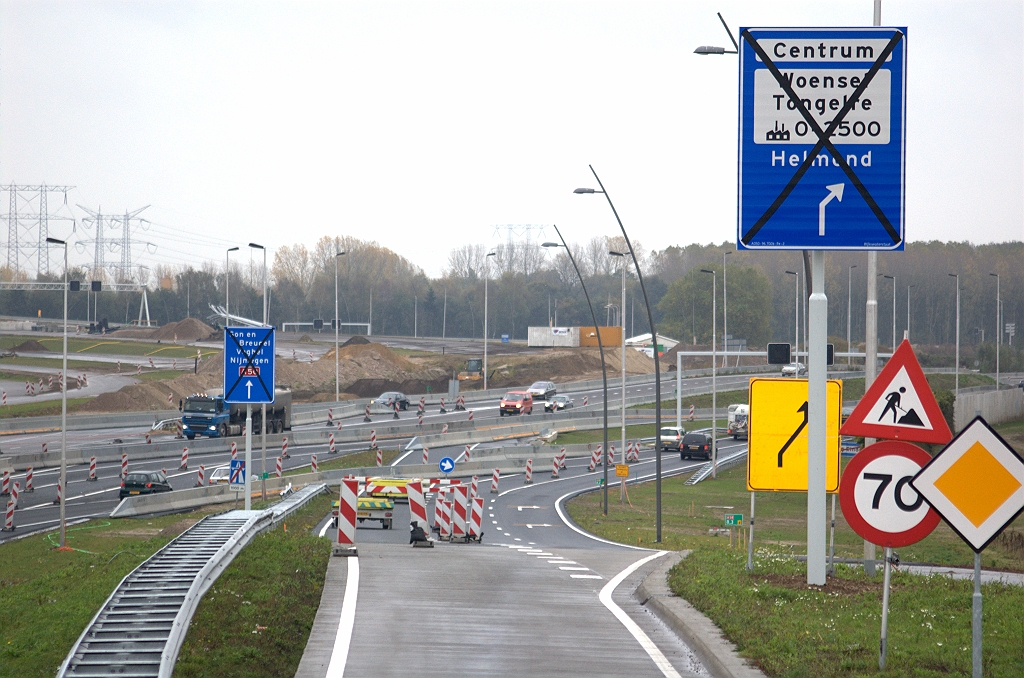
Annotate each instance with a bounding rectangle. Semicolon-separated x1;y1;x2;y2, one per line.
912;417;1024;553
748;378;842;492
840;339;952;444
840;441;939;547
737;27;907;250
438;457;455;474
223;326;275;404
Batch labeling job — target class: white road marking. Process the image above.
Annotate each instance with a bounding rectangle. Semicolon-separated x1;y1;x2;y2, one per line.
517;505;540;511
325;556;359;678
600;551;680;678
548;560;576;564
531;553;554;557
513;537;520;541
559;566;590;571
525;524;552;528
491;520;498;524
318;517;333;538
571;574;604;579
504;533;510;536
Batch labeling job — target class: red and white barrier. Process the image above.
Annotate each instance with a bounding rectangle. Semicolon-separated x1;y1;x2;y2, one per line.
2;498;13;532
418;413;423;426
469;496;484;540
1;391;5;406
439;397;446;414
451;485;469;539
363;402;372;422
167;393;172;405
121;454;128;478
583;396;589;406
311;455;318;473
1;471;8;496
393;402;400;419
463;445;471;462
422;446;429;465
490;469;500;493
11;481;19;508
558;447;567;469
329;433;336;454
441;423;449;435
281;437;289;459
275;457;283;478
49;375;54;389
176;421;183;438
551;456;559;478
173;359;177;369
470;475;479;500
38;377;43;391
53;479;62;505
418;396;425;413
88;456;97;481
145;433;151;445
25;467;33;492
231;441;237;460
588;446;601;472
82;373;88;387
376;448;382;467
136;364;142;375
180;447;189;469
433;491;445;530
525;459;533;484
468;409;474;422
608;446;615;465
328;408;334;426
42;442;48;455
689;404;695;421
370;430;377;449
440;498;453;540
408;478;429;528
196;465;205;487
117;360;121;373
337;478;358;546
149;357;156;369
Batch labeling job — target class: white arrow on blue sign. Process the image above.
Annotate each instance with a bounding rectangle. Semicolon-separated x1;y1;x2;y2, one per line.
223;327;276;404
737;27;907;251
438;457;455;474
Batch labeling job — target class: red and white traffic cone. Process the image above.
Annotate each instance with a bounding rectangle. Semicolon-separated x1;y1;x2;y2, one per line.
559;447;567;469
180;447;188;470
370;430;377;449
0;471;8;496
25;467;33;492
2;497;13;532
311;455;318;473
525;459;533;484
422;446;429;465
328;408;334;426
145;433;151;445
689;404;695;421
337;478;358;546
88;456;97;481
464;445;471;462
418;413;423;426
281;437;290;459
329;433;336;454
196;465;205;487
393;402;400;420
231;441;237;461
490;468;500;493
52;479;62;505
275;457;283;478
552;456;559;478
363;402;372;423
376;448;382;468
468;410;474;422
121;454;128;478
439;397;446;414
441;423;449;435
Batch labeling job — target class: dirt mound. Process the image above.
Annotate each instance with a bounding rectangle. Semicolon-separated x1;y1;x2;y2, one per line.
342;335;370;347
152;318;216;342
296;334;314;343
78;370;221;413
12;339;48;352
274;342;439;393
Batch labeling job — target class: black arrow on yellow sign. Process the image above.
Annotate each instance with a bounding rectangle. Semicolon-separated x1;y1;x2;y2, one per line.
778;401;809;467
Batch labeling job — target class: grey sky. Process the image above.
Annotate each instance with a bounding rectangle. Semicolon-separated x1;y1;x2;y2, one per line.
2;1;1021;278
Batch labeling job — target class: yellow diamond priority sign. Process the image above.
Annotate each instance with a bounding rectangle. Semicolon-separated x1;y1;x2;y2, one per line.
911;417;1024;553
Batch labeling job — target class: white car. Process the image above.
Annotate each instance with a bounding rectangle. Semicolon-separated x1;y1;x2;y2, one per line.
781;363;807;377
208;466;232;484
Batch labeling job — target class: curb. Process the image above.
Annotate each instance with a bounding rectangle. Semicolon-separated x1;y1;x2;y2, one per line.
635;551;767;678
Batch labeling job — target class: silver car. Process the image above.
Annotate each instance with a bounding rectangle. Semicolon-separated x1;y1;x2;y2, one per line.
527;381;556;401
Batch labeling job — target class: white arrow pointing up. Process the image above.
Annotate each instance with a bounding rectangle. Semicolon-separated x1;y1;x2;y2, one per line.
818;183;845;236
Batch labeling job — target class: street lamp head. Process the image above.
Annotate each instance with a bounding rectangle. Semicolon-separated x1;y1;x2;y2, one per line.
694;45;729;55
248;243;264;250
45;237;66;245
541;242;562;248
573;187;595;194
486;251;496;257
700;268;714;275
850;264;857;269
949;273;958;278
227;246;239;252
608;250;625;257
785;270;798;275
990;272;999;278
336;250;346;257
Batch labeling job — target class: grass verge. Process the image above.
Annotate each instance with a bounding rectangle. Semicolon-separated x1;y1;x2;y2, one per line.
173;493;334;678
0;507;223;677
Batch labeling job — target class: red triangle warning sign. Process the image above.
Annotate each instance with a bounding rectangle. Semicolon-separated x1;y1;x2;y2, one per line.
840;340;953;445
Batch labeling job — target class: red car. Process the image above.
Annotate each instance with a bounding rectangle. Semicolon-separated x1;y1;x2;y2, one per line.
499;391;533;416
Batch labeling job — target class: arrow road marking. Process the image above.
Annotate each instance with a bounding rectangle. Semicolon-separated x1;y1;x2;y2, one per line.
818;183;845;236
778;401;809;467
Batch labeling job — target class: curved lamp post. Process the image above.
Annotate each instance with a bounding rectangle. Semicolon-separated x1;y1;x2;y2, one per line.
575;165;664;542
543;232;609;514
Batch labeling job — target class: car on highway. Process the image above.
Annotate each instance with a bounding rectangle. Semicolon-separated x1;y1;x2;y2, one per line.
679;432;714;460
209;466;231;484
373;391;410;410
526;381;557;401
544;395;574;412
499;391;533;416
781;363;807;377
658;426;687;451
119;471;172;499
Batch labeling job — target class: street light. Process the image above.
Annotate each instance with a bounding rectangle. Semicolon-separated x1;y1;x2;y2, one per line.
847;265;857;367
575;165;665;542
949;273;960;399
483;250;496;390
544;236;610;514
880;274;896;351
990;273;1001;388
46;236;69;547
700;269;718;478
225;247;239;322
694;13;739;54
249;242;267;505
786;270;799;371
723;250;732;368
335;250;347;403
610;250;627;501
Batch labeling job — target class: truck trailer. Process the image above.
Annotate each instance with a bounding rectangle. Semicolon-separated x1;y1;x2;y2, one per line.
180;388;292;439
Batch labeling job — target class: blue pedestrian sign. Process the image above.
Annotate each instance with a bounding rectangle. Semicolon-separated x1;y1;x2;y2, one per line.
438;456;455;474
738;27;907;251
223;327;276;404
229;459;246;492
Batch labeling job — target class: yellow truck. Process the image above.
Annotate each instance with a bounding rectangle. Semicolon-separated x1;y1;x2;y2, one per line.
333;496;395;530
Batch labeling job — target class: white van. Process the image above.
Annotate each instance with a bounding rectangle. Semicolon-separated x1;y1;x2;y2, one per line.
727;404;749;440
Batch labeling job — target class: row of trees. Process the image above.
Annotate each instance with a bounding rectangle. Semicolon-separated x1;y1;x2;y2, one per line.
1;240;1020;356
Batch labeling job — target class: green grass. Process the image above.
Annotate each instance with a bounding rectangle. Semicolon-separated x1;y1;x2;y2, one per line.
0;507;224;677
0;356;118;371
552;421;726;446
284;448;402;475
0;335;212;358
0;397;92;419
173;494;334;678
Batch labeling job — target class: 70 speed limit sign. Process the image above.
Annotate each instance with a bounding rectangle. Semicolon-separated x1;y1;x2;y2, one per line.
840;441;940;547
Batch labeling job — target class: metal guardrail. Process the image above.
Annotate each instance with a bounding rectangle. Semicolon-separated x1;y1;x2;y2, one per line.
58;483;328;678
684;448;748;486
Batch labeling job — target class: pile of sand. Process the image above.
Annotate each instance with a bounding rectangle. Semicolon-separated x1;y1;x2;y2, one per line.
79;371;221;414
12;339;48;352
275;342;440;393
111;318;216;343
341;335;370;347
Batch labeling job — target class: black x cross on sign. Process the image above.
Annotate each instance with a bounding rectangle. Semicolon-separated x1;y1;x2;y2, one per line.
740;29;905;247
224;328;274;402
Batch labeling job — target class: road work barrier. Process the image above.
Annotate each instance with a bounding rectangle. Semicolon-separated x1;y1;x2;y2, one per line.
470;475;479;500
121;454;128;478
469;497;484;541
275;457;283;478
11;481;19;509
231;442;237;460
439;397;446;414
145;433;151;445
408;478;428;527
336;478;358;547
433;492;445;530
88;457;97;481
376;448;382;467
468;409;474;421
589;447;600;472
328;408;333;426
180;448;188;470
525;459;533;484
363;403;371;422
490;469;500;493
329;433;335;453
418;413;423;426
2;497;13;531
196;465;205;487
311;455;318;473
422;447;429;465
281;437;289;459
551;456;559;478
1;470;8;496
370;429;377;449
558;448;566;469
439;497;452;540
24;467;33;492
53;480;62;505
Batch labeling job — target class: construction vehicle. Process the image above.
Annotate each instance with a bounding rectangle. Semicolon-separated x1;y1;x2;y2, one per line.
179;388;292;439
457;358;484;382
334;497;395;530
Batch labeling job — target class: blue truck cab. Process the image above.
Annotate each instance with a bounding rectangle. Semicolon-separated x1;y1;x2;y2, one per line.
179;389;291;440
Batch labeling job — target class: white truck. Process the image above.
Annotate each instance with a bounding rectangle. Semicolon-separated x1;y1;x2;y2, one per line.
727;404;749;440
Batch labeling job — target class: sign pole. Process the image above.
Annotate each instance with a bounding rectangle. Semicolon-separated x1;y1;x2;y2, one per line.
244;404;252;511
807;251;827;585
879;546;892;670
746;492;755;571
828;494;837;577
972;551;982;678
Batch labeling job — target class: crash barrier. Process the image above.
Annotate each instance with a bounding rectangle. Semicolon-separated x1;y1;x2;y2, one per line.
954;387;1024;431
684;448;749;486
60;484;327;678
0;408;180;436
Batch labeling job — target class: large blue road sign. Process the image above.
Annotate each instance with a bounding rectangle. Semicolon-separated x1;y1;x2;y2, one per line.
223;327;276;404
738;27;907;250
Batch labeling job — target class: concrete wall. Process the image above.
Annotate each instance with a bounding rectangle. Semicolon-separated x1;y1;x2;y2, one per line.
955;388;1024;432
